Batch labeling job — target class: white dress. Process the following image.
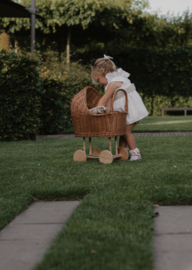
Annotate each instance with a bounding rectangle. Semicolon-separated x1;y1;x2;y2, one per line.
105;68;148;125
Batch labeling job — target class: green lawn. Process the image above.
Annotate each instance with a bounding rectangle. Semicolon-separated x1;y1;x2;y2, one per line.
134;116;192;132
63;116;192;134
1;133;192;270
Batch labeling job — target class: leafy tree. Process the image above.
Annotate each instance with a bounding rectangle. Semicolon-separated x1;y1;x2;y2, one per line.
1;0;149;60
112;10;192;50
1;0;192;62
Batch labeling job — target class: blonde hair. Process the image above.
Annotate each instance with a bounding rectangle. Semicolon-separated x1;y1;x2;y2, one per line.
91;57;117;84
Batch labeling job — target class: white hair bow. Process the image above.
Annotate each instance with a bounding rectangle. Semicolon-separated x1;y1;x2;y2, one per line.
104;54;113;60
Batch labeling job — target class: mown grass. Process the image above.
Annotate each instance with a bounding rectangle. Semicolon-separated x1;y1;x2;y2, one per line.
1;135;192;270
63;116;192;134
134;116;192;132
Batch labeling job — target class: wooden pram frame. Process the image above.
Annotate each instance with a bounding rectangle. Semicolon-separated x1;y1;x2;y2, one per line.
73;136;128;164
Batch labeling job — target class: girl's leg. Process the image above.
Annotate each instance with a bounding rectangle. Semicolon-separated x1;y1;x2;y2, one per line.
119;123;141;160
125;123;136;150
119;123;136;150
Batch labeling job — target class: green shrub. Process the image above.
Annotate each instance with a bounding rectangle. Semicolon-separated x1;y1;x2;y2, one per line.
0;50;41;141
0;49;102;139
39;76;67;134
39;62;102;134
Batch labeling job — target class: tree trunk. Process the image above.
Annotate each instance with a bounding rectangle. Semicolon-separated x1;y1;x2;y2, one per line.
14;39;18;53
66;27;71;64
58;38;61;62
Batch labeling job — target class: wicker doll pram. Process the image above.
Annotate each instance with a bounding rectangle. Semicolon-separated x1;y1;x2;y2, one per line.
71;86;129;164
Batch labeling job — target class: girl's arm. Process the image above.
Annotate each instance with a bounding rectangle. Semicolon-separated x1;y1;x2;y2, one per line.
97;81;123;107
106;98;112;111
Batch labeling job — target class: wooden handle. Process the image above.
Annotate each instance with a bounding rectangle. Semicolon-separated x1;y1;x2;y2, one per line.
110;89;128;113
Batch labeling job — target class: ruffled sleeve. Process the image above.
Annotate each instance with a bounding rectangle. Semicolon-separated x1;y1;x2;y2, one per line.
105;68;130;83
105;68;131;92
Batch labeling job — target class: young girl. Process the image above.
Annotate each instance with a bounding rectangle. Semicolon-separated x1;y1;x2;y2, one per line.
91;55;148;161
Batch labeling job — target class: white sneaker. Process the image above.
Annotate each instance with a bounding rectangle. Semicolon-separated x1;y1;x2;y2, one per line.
129;148;141;161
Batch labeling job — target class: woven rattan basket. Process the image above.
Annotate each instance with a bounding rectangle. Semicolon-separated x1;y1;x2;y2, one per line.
71;86;128;137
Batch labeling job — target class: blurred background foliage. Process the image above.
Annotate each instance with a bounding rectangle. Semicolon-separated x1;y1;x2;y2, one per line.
1;0;192;54
0;0;192;138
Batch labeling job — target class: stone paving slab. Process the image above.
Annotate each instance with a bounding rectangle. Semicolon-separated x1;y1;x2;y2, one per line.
154;235;192;252
0;241;49;270
153;206;192;270
12;201;80;224
0;224;63;241
0;201;80;270
153;206;192;234
36;132;192;141
153;235;192;270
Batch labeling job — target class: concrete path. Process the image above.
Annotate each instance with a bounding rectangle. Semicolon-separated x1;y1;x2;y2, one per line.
0;201;80;270
36;132;192;141
153;206;192;270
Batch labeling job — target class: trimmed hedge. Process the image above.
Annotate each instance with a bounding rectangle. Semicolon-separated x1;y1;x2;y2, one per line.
0;51;100;140
118;48;192;115
39;77;67;135
39;64;101;135
0;50;41;141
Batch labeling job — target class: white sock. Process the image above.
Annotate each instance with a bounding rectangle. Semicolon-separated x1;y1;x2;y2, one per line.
130;148;140;154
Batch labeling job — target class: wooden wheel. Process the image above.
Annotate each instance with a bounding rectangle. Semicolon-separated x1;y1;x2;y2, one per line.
118;147;129;160
92;147;101;155
73;150;87;162
99;150;113;164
